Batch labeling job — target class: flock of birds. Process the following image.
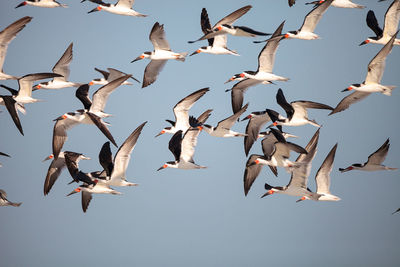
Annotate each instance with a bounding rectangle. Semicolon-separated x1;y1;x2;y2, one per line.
0;0;399;213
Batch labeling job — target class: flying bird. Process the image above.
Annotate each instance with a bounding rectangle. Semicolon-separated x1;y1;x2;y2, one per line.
155;88;209;137
188;5;269;43
34;43;81;90
86;0;147;17
190;8;239;56
306;0;365;9
158;127;206;170
15;0;67;8
330;32;398;115
339;138;397;172
0;16;32;80
88;67;139;85
0;189;22;207
360;0;400;45
131;22;188;88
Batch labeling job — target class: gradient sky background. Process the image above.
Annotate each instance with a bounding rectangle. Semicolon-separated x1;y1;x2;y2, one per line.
1;0;399;266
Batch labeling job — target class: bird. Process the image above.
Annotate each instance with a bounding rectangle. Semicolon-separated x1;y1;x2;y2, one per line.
306;0;365;9
52;75;131;159
266;88;333;127
33;43;81;90
188;5;269;43
15;0;68;8
330;32;398;115
296;143;341;202
248;128;308;172
0;73;63;135
86;0;147;17
0;151;10;167
88;67;140;85
339;138;397;172
0;16;32;80
157;127;206;170
0;189;22;207
282;0;333;40
190;8;239;56
359;0;400;46
131;22;188;88
96;121;147;187
42;151;90;196
155;88;209;137
202;103;248;137
260;128;321;200
232;21;289;83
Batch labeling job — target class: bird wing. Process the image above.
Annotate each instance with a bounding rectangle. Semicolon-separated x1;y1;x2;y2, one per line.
52;43;73;82
142;60;167;88
81;191;93;213
75;84;92;110
261;132;278;159
111;122;146;181
366;138;390;165
87;112;117;147
196;109;213;124
1;95;23;135
180;127;201;163
230;78;260;114
90;74;131;114
276;88;294;120
0;16;32;72
244;111;271;156
212;34;227;48
115;0;134;8
168;130;183;161
291;100;333;121
98;141;114;177
173;87;209;131
0;189;7;199
94;67;109;80
257;21;285;73
107;68;129;82
383;0;400;38
365;32;397;84
216;103;248;130
43;156;66;195
213;5;252;28
200;8;214;47
329;91;371;115
300;0;333;32
149;22;170;51
17;72;62;98
52;116;80;159
243;154;264;196
315;143;337;194
366;10;383;37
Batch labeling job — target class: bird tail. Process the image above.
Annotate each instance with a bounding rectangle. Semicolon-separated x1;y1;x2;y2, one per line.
10;202;22;207
386;167;398;171
176;52;188;62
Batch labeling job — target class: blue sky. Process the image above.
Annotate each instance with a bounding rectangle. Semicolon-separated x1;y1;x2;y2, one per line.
0;0;399;266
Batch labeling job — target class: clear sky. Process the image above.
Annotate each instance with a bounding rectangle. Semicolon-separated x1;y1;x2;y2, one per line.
0;0;399;266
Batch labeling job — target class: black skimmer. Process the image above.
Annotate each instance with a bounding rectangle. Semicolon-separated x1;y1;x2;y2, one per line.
360;0;400;46
306;0;365;9
297;143;341;202
96;121;147;187
190;8;239;56
0;189;22;207
16;0;67;8
233;21;288;83
86;0;147;17
0;152;10;167
0;16;32;80
282;0;333;40
155;88;209;137
267;88;333;127
89;67;139;85
260;129;321;200
0;73;63;135
131;22;188;88
34;43;81;90
339;138;397;172
188;5;269;43
42;151;90;196
330;32;398;115
157;127;206;170
52;75;131;159
202;103;248;137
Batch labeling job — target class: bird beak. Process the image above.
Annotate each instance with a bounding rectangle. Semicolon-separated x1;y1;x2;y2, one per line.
131;55;144;63
130;76;141;83
224;77;235;84
359;40;369;46
15;2;26;8
296;196;306;203
155;130;165;138
341;86;352;92
42;154;54;162
66;188;80;196
339;166;352;173
261;190;274;198
88;7;100;13
241;115;252;121
157;164;167;171
190;50;201;56
81;155;91;160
